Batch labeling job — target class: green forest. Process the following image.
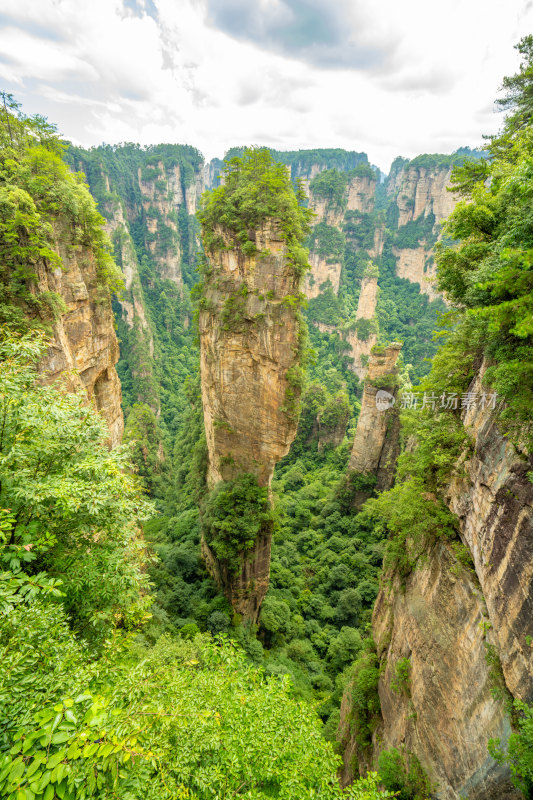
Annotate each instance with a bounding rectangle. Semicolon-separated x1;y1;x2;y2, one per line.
1;33;533;800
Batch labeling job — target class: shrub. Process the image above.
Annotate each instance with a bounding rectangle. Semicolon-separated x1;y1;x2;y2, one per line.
201;474;274;572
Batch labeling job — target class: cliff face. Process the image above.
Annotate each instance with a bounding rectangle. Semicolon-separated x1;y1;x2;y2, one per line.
340;363;533;799
387;162;459;298
36;223;123;447
342;273;379;379
340;540;521;800
387;164;456;228
102;188;159;412
69;145;205;420
304;173;376;300
199;220;303;619
348;343;402;499
446;363;533;703
305;250;342;299
393;246;438;300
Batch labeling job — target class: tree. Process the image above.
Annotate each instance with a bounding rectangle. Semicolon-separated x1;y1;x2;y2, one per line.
495;35;533;133
0;330;153;645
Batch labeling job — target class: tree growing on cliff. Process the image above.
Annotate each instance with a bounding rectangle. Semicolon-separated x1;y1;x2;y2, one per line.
198;146;312;274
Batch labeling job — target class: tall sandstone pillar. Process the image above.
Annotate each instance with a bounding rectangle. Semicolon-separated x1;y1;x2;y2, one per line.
348;343;402;506
199;219;305;621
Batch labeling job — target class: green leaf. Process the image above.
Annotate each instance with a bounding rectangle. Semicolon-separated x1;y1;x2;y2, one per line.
46;751;65;771
43;785;54;800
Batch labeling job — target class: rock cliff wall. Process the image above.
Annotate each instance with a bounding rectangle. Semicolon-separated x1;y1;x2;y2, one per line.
340;362;533;799
387;164;456;228
348;343;402;501
387;161;460;298
69;145;205;417
446;363;533;703
36;223;123;447
340;540;521;800
199;220;304;619
304;173;376;300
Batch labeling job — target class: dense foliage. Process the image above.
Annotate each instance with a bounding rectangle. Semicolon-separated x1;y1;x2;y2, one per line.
198;147;313;275
202;475;274;571
430;39;533;444
0;328;394;800
0;96;121;332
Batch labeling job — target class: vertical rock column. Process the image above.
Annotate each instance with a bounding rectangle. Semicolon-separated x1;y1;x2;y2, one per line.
199;220;304;621
347;343;402;505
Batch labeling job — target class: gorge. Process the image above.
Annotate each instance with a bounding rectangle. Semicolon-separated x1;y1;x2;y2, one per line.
1;63;532;800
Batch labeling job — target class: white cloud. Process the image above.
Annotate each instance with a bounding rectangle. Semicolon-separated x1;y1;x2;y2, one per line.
0;0;531;171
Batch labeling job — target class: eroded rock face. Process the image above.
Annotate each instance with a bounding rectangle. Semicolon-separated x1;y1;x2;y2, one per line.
388;165;456;228
303;173;376;299
199;220;303;619
346;175;376;214
355;275;378;321
311;274;379;379
138;163;183;287
388;163;460;298
348;343;402;495
341;360;532;799
304;251;342;299
339;541;521;800
447;363;533;703
36;224;123;447
393;246;438;300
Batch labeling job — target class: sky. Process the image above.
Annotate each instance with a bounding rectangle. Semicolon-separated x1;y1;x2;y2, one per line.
0;0;532;173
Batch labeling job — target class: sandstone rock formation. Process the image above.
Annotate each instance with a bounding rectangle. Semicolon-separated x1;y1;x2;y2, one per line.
343;273;379;380
388;161;460;298
355;274;379;321
446;362;533;703
387;164;456;228
393;246;438;300
340;361;533;799
348;343;402;502
304;172;376;299
199;220;304;619
305;251;342;299
339;540;522;800
36;224;123;447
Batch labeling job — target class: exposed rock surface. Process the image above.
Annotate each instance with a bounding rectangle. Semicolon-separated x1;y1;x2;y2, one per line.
36;224;123;446
346;175;376;214
304;173;376;298
304;251;342;299
393;246;438;300
348;343;402;498
343;329;378;381
199;220;303;619
355;275;379;320
339;541;521;800
341;361;532;799
137;162;183;287
447;363;533;703
388;162;460;298
388;165;456;227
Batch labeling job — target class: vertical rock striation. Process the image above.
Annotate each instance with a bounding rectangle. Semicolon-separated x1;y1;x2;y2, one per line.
199;221;303;489
35;223;123;447
446;362;533;703
387;160;460;298
348;343;402;499
340;359;532;799
199;223;304;618
340;540;522;800
304;171;377;300
198;153;310;621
